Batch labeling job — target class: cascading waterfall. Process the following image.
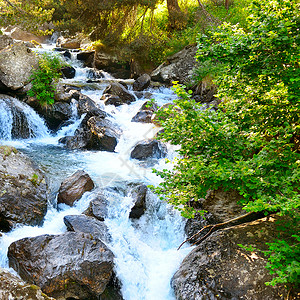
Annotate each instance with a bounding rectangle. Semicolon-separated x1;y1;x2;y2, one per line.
0;95;49;140
0;44;191;300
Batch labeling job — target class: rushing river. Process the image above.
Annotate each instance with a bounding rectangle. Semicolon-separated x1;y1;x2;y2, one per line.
0;44;191;300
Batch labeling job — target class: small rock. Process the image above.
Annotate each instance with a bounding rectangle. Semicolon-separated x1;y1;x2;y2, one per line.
129;184;147;219
101;94;123;106
57;170;95;206
84;192;109;221
131;110;153;123
102;82;135;105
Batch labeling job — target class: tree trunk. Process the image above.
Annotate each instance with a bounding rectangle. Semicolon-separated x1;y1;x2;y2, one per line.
167;0;184;29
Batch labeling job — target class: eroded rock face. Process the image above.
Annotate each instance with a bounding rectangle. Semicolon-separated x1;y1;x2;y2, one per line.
172;216;288;300
130;139;167;160
0;146;48;232
57;170;94;206
151;44;197;84
8;232;115;300
0;42;39;91
0;268;54;300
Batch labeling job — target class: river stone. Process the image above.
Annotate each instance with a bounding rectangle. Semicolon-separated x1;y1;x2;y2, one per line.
128;184;148;219
77;51;95;68
0;42;39;91
86;116;121;152
102;82;135;105
0;268;54;300
130;139;167;160
172;216;289;300
132;74;151;91
151;43;197;84
77;94;106;117
8;232;115;299
84;192;109;221
64;214;110;243
0;34;13;51
56;36;80;49
140;100;158;112
131;110;153;123
57;170;95;206
0;146;48;231
61;66;76;79
101;94;123;107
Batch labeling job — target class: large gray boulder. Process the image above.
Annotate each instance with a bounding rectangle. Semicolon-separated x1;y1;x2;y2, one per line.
130;139;167;160
151;44;197;84
0;42;39;91
64;214;110;243
0;146;48;232
57;170;95;206
0;35;13;51
8;232;115;300
0;268;54;300
172;216;289;300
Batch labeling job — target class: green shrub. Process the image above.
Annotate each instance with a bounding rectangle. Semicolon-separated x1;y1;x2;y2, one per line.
28;53;66;106
152;0;300;288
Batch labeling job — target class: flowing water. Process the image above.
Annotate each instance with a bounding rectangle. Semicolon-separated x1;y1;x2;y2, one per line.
0;45;191;300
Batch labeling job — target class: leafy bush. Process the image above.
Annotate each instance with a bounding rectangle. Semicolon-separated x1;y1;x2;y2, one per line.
153;0;300;288
28;53;66;106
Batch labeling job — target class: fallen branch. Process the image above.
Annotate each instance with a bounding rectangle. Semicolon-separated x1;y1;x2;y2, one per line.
178;211;259;250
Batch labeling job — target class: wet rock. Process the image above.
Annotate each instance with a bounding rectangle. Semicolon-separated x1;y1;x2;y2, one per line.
102;82;135;105
85;116;121;152
40;102;73;131
58;130;88;150
172;216;289;300
61;66;76;79
64;214;110;243
0;146;48;232
101;94;123;107
0;42;39;91
87;69;104;80
132;74;151;91
63;50;71;59
128;184;147;219
0;35;13;51
8;232;115;299
77;94;106;117
0;268;54;300
131;110;153;123
57;170;95;206
130;139;167;160
77;51;95;68
84;192;109;221
151;44;197;85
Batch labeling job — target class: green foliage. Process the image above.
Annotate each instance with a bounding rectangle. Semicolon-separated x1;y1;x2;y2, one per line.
153;0;300;288
27;53;65;106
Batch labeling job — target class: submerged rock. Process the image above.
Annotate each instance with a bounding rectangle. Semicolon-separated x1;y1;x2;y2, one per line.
0;268;54;300
172;216;289;300
0;146;48;232
8;232;115;299
0;42;39;91
130;139;167;160
57;170;94;206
